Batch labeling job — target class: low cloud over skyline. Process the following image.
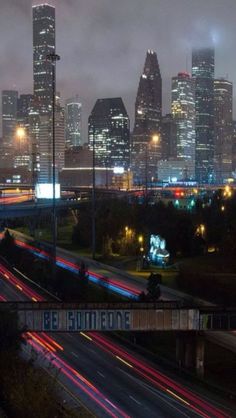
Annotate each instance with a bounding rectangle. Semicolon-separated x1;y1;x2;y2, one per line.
1;0;236;139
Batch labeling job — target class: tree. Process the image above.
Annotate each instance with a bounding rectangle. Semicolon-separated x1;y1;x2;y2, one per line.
147;272;162;301
0;229;17;264
0;306;24;353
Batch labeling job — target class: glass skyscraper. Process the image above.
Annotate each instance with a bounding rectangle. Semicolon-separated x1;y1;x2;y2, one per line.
132;50;162;184
33;4;55;115
192;48;215;183
2;90;18;147
32;4;65;192
65;95;82;148
88;98;130;170
214;79;233;182
171;72;195;177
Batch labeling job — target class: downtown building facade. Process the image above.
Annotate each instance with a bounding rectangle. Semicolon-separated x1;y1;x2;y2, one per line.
171;72;195;179
132;50;162;184
32;3;65;194
14;94;34;169
88;98;130;170
1;90;18;170
65;95;82;148
192;48;215;183
2;90;18;147
214;79;233;183
161;114;177;161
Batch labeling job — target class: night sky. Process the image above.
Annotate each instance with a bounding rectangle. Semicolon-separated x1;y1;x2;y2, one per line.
1;0;236;140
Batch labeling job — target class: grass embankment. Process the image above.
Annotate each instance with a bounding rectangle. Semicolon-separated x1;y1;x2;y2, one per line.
0;352;91;418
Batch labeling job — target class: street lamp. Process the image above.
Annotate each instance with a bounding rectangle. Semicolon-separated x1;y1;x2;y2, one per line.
16;127;26;150
16;127;27;160
46;52;60;278
92;128;96;259
145;133;160;198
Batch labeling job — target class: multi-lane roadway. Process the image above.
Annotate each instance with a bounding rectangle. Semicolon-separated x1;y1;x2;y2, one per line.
0;261;233;418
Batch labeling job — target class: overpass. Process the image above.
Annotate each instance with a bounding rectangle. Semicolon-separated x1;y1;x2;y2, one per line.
0;199;83;219
2;301;236;332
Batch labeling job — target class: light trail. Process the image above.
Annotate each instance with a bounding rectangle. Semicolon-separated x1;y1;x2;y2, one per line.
9;237;140;299
0;264;131;418
0;264;44;302
88;333;231;418
0;261;232;418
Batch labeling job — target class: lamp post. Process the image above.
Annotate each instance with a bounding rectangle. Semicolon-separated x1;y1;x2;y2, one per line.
92;131;96;259
46;52;60;278
145;134;160;199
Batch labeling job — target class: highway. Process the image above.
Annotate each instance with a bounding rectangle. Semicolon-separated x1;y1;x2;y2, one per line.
6;229;180;300
0;262;233;418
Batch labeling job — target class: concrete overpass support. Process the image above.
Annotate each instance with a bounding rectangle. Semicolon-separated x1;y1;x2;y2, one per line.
176;333;205;377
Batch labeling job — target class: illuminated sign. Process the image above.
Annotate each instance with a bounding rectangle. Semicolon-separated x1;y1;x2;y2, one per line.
113;167;125;174
35;183;61;199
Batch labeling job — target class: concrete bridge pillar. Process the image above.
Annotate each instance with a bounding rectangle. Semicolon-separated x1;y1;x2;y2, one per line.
176;332;205;377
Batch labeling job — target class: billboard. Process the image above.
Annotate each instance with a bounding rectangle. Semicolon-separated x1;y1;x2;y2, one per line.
35;183;61;199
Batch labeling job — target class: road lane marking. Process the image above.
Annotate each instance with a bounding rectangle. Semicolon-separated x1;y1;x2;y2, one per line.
97;371;105;378
116;355;133;368
166;389;190;406
129;395;141;405
118;368;193;418
71;351;79;358
80;332;93;341
105;398;117;410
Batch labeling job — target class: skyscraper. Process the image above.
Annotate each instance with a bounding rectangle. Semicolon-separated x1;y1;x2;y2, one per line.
38;105;65;185
33;4;55;115
16;94;33;152
171;72;195;177
132;49;162;183
192;48;215;183
2;90;18;147
88;98;130;170
65;95;82;148
161;114;177;160
32;4;64;194
232;121;236;173
214;79;233;182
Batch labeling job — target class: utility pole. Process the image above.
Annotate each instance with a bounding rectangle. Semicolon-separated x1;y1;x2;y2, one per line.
92;133;96;259
46;53;60;278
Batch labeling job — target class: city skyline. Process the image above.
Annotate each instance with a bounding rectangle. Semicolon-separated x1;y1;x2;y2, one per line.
0;0;236;140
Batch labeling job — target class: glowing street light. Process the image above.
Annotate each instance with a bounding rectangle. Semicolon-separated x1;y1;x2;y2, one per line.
16;127;25;140
138;235;143;244
16;126;26;153
152;134;160;144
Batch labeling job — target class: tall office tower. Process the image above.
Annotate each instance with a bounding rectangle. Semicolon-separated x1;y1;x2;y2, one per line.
192;48;215;183
214;79;233;183
65;95;82;148
33;3;55;115
2;90;18;147
232;121;236;173
171;72;195;177
16;94;33;157
17;94;33;122
132;49;162;183
161;114;177;160
38;106;65;184
88;98;130;170
29;109;40;182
